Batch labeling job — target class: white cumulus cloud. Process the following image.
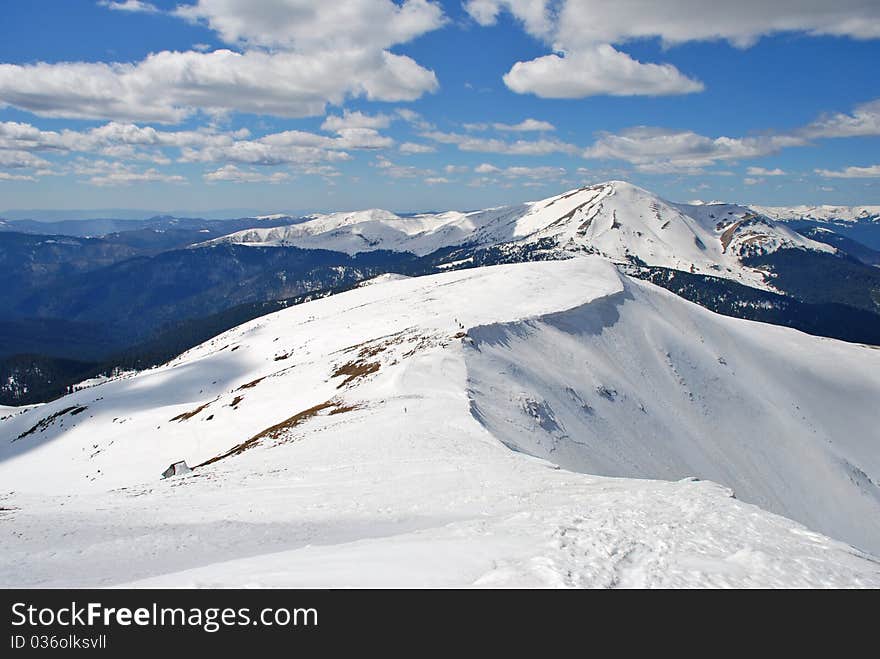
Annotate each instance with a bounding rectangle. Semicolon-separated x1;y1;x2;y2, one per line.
815;164;880;178
465;0;880;98
204;164;291;184
399;142;436;154
98;1;159;13
503;45;704;98
583;126;805;173
747;167;786;176
492;118;555;132
803;99;880;138
423;130;579;156
0;1;445;123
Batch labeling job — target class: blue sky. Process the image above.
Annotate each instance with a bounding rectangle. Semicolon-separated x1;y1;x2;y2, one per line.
0;0;879;215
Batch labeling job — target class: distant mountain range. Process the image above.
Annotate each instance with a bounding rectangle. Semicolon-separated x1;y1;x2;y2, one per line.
2;181;879;406
752;204;880;224
0;208;282;221
0;213;303;238
750;203;880;251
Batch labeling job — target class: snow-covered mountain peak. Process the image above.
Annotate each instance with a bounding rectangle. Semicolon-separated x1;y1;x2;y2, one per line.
201;181;832;290
503;182;831;286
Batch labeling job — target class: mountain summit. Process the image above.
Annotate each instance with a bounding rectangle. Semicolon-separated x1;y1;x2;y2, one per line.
204;181;830;290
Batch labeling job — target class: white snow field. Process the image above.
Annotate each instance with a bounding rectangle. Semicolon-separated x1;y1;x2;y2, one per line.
1;258;879;588
203;181;830;290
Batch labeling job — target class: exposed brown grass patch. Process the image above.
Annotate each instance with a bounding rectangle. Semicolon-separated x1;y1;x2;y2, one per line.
236;376;265;391
544;185;591;208
336;330;405;358
170;401;211;422
556;199;596;226
577;217;594;235
15;406;88;441
358;343;388;359
332;360;380;388
720;220;743;253
328;403;362;415
230;395;244;409
195;399;356;468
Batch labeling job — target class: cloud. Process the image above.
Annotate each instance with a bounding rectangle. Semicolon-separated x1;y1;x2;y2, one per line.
203;164;290;184
0;149;50;169
181;125;393;165
474;163;565;179
0;49;439;123
0;120;245;157
503;45;704;98
299;164;341;178
815;164;880;178
318;111;395;151
466;0;880;98
373;156;431;179
0;1;445;123
743;177;764;185
803;99;880;138
583;126;805;172
423;130;579;156
0;171;37;182
501;165;566;179
424;176;451;184
79;162;187;186
464;0;554;40
395;108;434;130
98;0;159;13
321;110;392;132
747;166;786;176
176;0;446;51
464;118;556;132
492;118;555;132
466;1;880;47
399;142;436;154
0;119;389;174
180;141;350;167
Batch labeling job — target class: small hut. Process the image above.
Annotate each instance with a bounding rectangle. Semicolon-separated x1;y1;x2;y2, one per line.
162;460;192;479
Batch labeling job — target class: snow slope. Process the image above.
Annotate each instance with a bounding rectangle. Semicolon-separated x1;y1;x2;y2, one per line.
467;275;880;555
1;258;878;587
202;182;831;290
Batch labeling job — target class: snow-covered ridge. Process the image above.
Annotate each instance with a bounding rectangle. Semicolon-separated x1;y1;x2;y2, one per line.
202;181;832;290
251;213;296;221
1;258;878;587
752;204;880;224
357;272;411;287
